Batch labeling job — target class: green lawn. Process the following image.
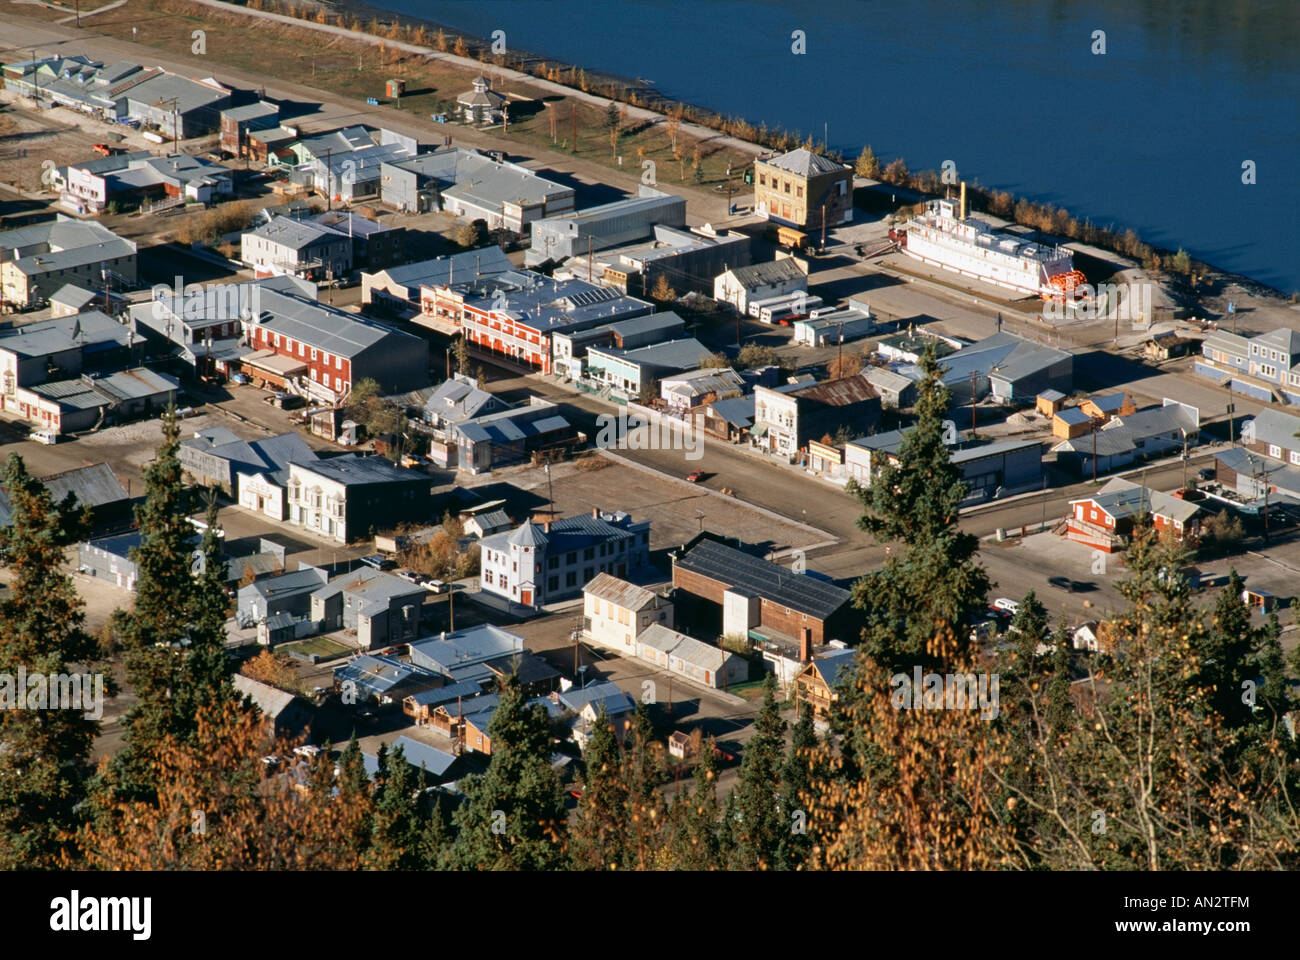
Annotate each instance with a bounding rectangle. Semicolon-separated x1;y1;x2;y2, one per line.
279;636;351;660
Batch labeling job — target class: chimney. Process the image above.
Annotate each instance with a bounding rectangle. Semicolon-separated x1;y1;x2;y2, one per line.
543;521;551;533
959;181;967;221
592;507;600;519
799;627;813;664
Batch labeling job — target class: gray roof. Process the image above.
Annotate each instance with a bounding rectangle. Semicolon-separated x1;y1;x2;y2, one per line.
949;439;1042;464
674;538;850;621
185;430;317;478
371;246;513;291
251;286;423;358
33;367;178;410
480;512;640;556
389;735;458;777
408;625;524;673
1253;328;1300;357
809;647;857;687
222;101;278;123
314;567;425;606
1249;409;1300;450
333;653;440;697
557;680;636;716
0;462;128;527
724;258;806;288
463;273;653;334
244;215;331;252
1037;389;1066;402
583;572;659;611
638;623;728;672
938;331;1070;388
605;311;687;340
538;191;683;229
404;680;484;708
0;310;128;359
233;674;300;720
707;394;754;428
862;367;916;395
243;566;329;601
0;219;136;277
1105;404;1197;438
593;337;706;372
761;148;848;178
423;376;506;424
1055;407;1092;425
1075;478;1201;524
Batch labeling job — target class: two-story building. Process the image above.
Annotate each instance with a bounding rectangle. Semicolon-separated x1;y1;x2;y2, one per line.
310;567;428;649
1195;326;1300;404
286;455;433;544
581;572;674;655
753;374;882;462
478;509;652;611
752;148;853;231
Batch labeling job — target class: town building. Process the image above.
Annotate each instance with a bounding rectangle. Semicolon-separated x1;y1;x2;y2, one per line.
219;100;281;157
582;572;674;655
422;374;511;436
458;272;653;374
860;366;917;409
556;681;638;748
7;366;178;435
242;283;427;401
793;646;858;721
701;394;755;442
552;312;688;380
671;535;855;647
526;188;687;266
457;75;507;124
48;283;127;318
236;564;330;629
875;328;965;364
303;210;406;273
434;398;574;473
713;258;807;315
362;246;512;310
659;366;746;415
179;425;317;498
635;623;746;690
1195;326;1300;404
901;331;1073;406
478;509;652;611
0;219;137;310
752;374;882;462
333;653;443;707
556;224;752;297
584;337;708;397
1052;401;1199;476
792;306;875;347
0;309;131;392
233;675;315;741
752;148;853;231
1066;478;1203;553
310;567;428;649
286;456;433;544
409;624;524;683
1080;391;1137;423
380;148;574;230
0;461;130;532
2;55;231;138
241;216;352;281
58;151;234;215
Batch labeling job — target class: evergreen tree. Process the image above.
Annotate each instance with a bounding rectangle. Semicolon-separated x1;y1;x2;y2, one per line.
0;454;100;869
364;746;426;870
777;702;817;869
571;708;628;870
729;674;787;870
621;704;667;869
1044;620;1074;738
847;345;990;673
338;732;368;796
449;680;569;870
181;496;234;721
669;736;722;870
1194;568;1261;730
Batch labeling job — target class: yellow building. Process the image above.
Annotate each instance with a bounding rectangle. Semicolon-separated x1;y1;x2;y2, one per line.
753;148;852;232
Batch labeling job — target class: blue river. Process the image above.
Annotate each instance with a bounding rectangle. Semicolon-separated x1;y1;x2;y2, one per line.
371;0;1300;292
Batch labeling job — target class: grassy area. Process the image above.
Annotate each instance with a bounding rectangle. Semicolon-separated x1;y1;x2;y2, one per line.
279;635;351;659
55;0;756;191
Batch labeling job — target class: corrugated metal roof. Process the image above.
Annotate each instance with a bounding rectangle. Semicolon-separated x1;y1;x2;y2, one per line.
674;538;850;621
583;572;658;611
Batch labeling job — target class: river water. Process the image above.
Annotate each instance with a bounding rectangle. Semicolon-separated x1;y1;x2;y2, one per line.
370;0;1300;292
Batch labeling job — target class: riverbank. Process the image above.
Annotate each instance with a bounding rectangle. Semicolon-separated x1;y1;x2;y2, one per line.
11;0;1299;326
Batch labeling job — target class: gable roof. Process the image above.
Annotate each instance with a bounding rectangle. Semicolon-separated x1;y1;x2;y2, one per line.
1253;328;1300;357
808;647;857;687
724;258;806;288
233;673;301;719
557;680;636;716
583;572;659;611
674;538;850;621
1249;409;1300;451
761;148;847;178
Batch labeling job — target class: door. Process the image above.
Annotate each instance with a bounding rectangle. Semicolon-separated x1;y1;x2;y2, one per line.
521;589;533;606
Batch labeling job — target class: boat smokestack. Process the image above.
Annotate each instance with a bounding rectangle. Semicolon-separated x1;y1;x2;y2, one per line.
959;181;967;220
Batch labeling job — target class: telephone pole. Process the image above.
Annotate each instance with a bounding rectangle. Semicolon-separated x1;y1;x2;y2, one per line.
969;369;978;434
1091;419;1098;483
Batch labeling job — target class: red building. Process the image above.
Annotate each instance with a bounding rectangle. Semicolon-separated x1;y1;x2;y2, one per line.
1067;478;1202;553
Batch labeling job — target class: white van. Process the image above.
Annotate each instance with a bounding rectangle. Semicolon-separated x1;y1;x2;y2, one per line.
32;429;58;445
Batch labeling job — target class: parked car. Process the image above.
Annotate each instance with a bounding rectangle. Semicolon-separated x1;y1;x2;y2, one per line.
31;429;58;445
1197;467;1216;481
423;579;446;594
359;554;396;571
1048;576;1074;591
395;568;422;584
686;469;704;483
992;597;1020;614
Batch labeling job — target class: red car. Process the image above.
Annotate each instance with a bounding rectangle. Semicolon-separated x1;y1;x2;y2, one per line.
686;469;704;483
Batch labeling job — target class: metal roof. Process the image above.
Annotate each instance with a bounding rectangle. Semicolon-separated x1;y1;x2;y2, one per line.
1248;409;1300;450
0;462;128;527
0;310;128;359
724;258;806;288
583;572;658;611
557;680;636;716
760;148;848;178
233;674;300;719
639;623;727;672
390;735;458;777
408;624;524;673
674;538;850;621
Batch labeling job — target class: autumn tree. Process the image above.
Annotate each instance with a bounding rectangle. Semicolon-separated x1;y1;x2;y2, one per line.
240;649;298;691
827;353;863;380
668;735;724;869
649;274;676;304
571;709;627;869
0;454;99;869
621;705;668;869
854;145;881;179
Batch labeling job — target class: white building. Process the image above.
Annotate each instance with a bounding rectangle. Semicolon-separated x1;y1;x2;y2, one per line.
635;623;746;690
714;258;806;315
582;572;674;655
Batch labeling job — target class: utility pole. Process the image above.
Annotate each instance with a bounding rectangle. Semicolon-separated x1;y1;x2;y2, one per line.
324;147;332;212
1091;418;1098;483
447;584;454;631
969;369;978;434
1227;386;1235;444
836;321;843;378
820;201;827;253
587;236;593;283
1181;429;1189;489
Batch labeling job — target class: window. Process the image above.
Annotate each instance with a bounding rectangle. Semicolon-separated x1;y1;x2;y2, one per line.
783;181;790;194
336;356;343;369
566;571;577;588
566;551;577;565
796;185;803;199
500;576;509;592
583;547;594;561
1269;444;1282;458
548;556;559;570
549;576;559;591
311;348;318;360
1291;451;1300;466
584;567;594;582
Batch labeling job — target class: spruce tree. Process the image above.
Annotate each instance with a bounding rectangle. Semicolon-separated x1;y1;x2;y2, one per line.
181;497;234;720
0;454;100;868
777;702;817;869
571;708;628;870
669;735;722;870
621;703;667;869
848;344;990;673
1193;568;1262;730
364;746;426;870
449;680;569;870
729;674;787;870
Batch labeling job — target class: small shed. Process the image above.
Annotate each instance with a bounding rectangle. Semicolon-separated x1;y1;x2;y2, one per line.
385;78;406;98
1036;389;1066;417
1053;406;1093;439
